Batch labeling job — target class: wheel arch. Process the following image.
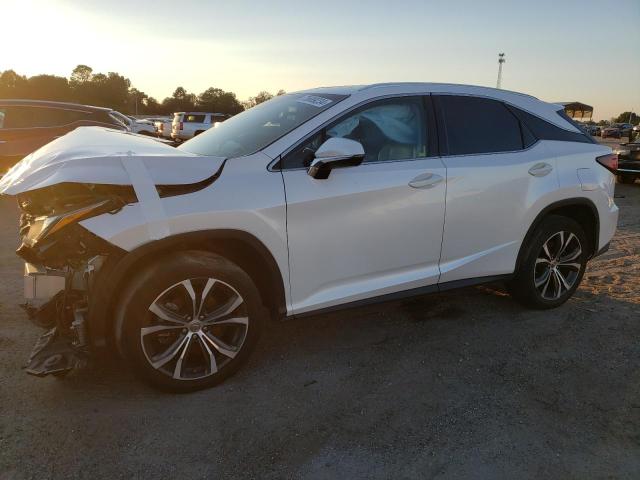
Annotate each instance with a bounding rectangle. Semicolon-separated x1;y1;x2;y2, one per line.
515;198;599;273
88;229;287;350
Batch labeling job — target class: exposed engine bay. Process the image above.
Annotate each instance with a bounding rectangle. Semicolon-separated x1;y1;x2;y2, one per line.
17;182;133;377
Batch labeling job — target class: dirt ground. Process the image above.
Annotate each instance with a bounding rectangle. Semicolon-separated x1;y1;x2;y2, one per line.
0;183;638;479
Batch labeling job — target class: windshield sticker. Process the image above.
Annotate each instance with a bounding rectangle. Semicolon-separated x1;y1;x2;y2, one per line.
296;95;333;108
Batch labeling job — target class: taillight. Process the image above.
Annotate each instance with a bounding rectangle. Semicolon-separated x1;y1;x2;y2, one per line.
180;122;184;130
596;153;618;173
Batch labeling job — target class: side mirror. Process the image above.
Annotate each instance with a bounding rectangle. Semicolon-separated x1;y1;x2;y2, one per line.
307;137;365;179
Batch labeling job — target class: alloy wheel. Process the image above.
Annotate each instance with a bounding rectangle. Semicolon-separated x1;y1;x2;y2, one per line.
534;231;583;301
141;277;249;380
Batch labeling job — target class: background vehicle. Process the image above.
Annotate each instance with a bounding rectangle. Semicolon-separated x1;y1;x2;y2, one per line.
602;126;622;139
171;112;229;141
588;125;601;136
0;99;126;173
154;117;173;138
109;111;156;135
613;123;633;137
614;138;640;184
0;83;619;391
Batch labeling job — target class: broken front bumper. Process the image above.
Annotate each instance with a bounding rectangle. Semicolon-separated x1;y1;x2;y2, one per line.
21;262;93;377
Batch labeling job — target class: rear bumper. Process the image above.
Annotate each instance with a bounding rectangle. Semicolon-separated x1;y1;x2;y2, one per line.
616;159;640;175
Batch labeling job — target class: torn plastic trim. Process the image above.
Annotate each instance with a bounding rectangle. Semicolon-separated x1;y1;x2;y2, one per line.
155;158;227;198
17;223;126;269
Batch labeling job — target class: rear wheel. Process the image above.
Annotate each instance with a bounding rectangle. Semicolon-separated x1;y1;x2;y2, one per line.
508;216;588;309
119;251;265;392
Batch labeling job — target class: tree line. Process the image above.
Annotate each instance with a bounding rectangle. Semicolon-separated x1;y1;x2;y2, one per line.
0;65;285;116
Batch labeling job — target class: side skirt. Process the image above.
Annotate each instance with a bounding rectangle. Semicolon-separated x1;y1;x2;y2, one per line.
288;274;513;320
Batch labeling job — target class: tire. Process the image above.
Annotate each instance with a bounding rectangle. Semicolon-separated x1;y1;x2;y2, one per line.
118;251;265;392
618;175;636;184
508;215;589;309
194;130;204;136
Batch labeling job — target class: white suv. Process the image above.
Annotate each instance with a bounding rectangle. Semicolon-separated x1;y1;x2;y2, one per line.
0;83;619;391
171;112;229;141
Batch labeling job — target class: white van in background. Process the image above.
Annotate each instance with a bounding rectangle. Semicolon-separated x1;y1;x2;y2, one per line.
171;112;229;141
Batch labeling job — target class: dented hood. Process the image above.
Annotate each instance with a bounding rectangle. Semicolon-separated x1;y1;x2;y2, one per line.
0;127;226;195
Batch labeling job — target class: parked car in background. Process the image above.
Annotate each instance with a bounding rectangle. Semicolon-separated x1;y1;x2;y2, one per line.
614;138;640;184
154;117;173;139
109;111;156;136
0;83;618;391
588;125;601;136
171;112;229;141
613;123;633;137
0;100;127;173
601;126;622;139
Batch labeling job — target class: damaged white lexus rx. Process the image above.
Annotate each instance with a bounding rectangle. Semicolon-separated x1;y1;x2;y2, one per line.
0;83;619;391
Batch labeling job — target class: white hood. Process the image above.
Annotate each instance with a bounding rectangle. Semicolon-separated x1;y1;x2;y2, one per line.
0;127;226;195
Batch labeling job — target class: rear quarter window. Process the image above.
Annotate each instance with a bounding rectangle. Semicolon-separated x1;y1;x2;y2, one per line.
509;107;595;144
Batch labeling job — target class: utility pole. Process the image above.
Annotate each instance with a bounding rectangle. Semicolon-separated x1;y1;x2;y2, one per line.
496;53;506;89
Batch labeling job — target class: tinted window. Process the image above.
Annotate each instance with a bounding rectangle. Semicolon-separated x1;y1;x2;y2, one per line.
437;96;523;155
0;106;88;128
283;96;427;169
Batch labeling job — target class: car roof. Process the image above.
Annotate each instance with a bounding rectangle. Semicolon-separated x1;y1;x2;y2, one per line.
174;112;228;115
0;99;113;112
295;82;576;132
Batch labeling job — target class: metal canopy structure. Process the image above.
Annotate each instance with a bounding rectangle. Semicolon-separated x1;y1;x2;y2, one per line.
560;102;593;121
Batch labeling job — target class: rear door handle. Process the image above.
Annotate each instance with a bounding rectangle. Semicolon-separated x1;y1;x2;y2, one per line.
528;162;553;177
408;172;444;189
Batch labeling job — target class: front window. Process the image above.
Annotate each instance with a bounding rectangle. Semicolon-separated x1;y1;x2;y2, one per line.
282;96;428;169
178;93;347;158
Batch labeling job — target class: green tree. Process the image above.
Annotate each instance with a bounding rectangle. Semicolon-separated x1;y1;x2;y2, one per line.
70;64;93;85
161;86;197;114
24;75;72;101
614;111;638;125
197;87;244;115
0;70;29;98
243;90;274;109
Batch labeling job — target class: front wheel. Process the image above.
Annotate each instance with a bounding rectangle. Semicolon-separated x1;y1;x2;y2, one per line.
118;251;265;392
508;216;588;309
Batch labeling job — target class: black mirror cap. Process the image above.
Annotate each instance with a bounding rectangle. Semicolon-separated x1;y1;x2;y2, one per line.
307;154;364;180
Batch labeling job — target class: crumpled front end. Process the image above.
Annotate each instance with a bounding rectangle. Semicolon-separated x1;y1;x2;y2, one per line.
2;127;226;377
16;182;133;377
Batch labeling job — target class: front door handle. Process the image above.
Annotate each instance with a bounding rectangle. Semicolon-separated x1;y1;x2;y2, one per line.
408;172;444;189
528;162;553;177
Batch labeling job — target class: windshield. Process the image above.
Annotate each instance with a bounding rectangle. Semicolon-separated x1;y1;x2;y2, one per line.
178;93;348;158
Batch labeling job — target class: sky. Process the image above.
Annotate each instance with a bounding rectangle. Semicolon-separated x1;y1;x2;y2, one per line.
1;0;639;120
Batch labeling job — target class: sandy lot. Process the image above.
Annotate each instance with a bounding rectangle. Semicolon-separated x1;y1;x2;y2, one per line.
0;182;638;479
